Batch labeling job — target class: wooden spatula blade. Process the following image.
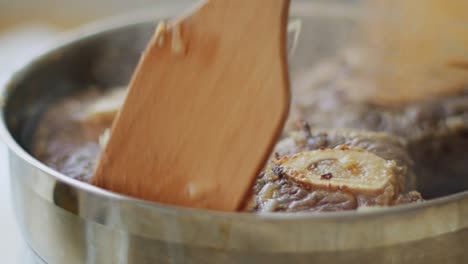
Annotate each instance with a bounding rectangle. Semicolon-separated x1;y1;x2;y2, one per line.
92;0;290;211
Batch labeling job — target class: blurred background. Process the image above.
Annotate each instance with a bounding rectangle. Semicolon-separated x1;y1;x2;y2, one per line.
0;0;195;30
0;0;196;81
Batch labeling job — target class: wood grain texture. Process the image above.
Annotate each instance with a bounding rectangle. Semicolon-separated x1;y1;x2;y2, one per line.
92;0;291;211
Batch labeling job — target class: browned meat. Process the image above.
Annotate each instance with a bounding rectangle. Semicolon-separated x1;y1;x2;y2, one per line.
33;88;111;182
32;84;425;213
244;127;422;213
289;54;468;198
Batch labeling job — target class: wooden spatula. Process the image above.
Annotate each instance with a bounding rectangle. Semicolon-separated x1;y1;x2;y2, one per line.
91;0;291;211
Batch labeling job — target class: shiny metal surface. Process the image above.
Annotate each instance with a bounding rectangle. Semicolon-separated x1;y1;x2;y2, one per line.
0;25;59;264
2;2;468;263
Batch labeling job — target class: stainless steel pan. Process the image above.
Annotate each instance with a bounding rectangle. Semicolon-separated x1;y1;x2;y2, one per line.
2;1;468;263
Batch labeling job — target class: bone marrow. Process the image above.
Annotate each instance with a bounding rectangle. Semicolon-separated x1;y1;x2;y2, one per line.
244;128;421;212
